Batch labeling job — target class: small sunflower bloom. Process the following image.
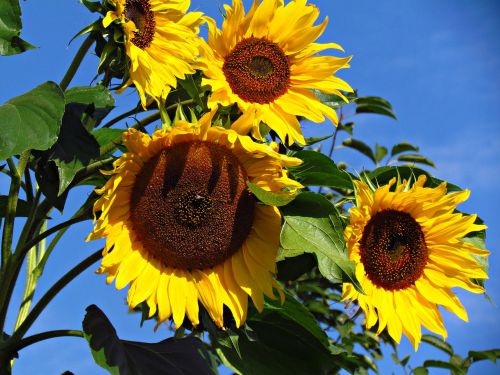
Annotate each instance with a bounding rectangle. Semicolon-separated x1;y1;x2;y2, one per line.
342;176;489;350
200;0;353;146
103;0;205;106
87;111;303;329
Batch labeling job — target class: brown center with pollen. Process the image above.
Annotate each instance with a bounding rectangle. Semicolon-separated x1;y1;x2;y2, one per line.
130;141;255;270
124;0;155;49
359;209;428;290
223;37;290;104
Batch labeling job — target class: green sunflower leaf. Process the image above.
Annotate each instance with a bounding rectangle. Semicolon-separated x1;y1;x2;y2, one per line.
0;81;65;160
390;142;419;157
0;0;35;55
287;150;353;190
354;96;397;120
247;182;297;206
468;349;500;364
216;293;342;375
342;138;376;163
397;154;436;168
421;334;454;356
375;144;388;163
280;192;362;292
82;305;215;375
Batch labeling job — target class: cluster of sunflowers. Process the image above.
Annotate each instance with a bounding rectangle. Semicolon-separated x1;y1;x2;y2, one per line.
0;0;492;373
89;0;488;350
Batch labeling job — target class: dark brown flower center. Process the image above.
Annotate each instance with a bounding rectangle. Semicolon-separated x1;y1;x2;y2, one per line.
359;209;428;290
124;0;155;49
223;37;290;104
130;140;255;270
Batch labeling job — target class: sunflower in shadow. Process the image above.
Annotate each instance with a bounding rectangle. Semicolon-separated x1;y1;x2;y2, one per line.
87;111;303;328
200;0;353;145
103;0;204;105
342;175;489;349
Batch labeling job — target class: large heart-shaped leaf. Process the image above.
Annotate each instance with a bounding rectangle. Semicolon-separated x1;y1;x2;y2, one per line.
280;192;362;292
287;150;353;191
0;81;65;160
83;305;214;375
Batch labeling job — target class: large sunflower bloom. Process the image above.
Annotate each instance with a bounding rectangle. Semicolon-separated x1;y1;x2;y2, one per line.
200;0;353;146
87;112;302;328
342;176;489;349
103;0;204;106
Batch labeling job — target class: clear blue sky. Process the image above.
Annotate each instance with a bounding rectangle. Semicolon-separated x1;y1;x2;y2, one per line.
0;0;499;373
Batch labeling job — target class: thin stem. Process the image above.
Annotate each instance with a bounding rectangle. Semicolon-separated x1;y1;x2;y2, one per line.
318;110;343;195
59;35;95;91
101;103;143;128
99;111;161;156
9;249;102;343
8;330;84;353
18;214;90;258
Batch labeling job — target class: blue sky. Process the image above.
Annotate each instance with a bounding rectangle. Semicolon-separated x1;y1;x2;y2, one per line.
0;0;499;373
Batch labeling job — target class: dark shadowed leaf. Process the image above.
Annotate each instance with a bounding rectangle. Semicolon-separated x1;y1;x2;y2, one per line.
280;192;361;292
0;0;35;55
342;138;376;163
0;82;65;160
288;150;353;190
390;142;419;156
366;166;462;192
45;103;100;194
397;154;435;168
247;182;297;206
355;96;397;119
83;305;214;375
65;85;115;128
0;196;30;217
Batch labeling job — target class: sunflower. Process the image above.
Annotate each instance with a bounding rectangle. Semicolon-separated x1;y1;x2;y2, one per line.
342;176;489;349
87;111;303;328
103;0;204;106
199;0;353;146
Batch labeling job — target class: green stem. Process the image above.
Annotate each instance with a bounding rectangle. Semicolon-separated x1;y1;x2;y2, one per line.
18;214;90;258
1;152;29;270
9;249;102;343
101;103;143;128
13;219;46;332
59;35;95;91
8;330;83;353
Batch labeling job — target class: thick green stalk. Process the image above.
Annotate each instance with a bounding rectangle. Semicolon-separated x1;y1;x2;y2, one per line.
59;35;95;91
0;152;30;334
13;220;46;332
1;153;29;270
